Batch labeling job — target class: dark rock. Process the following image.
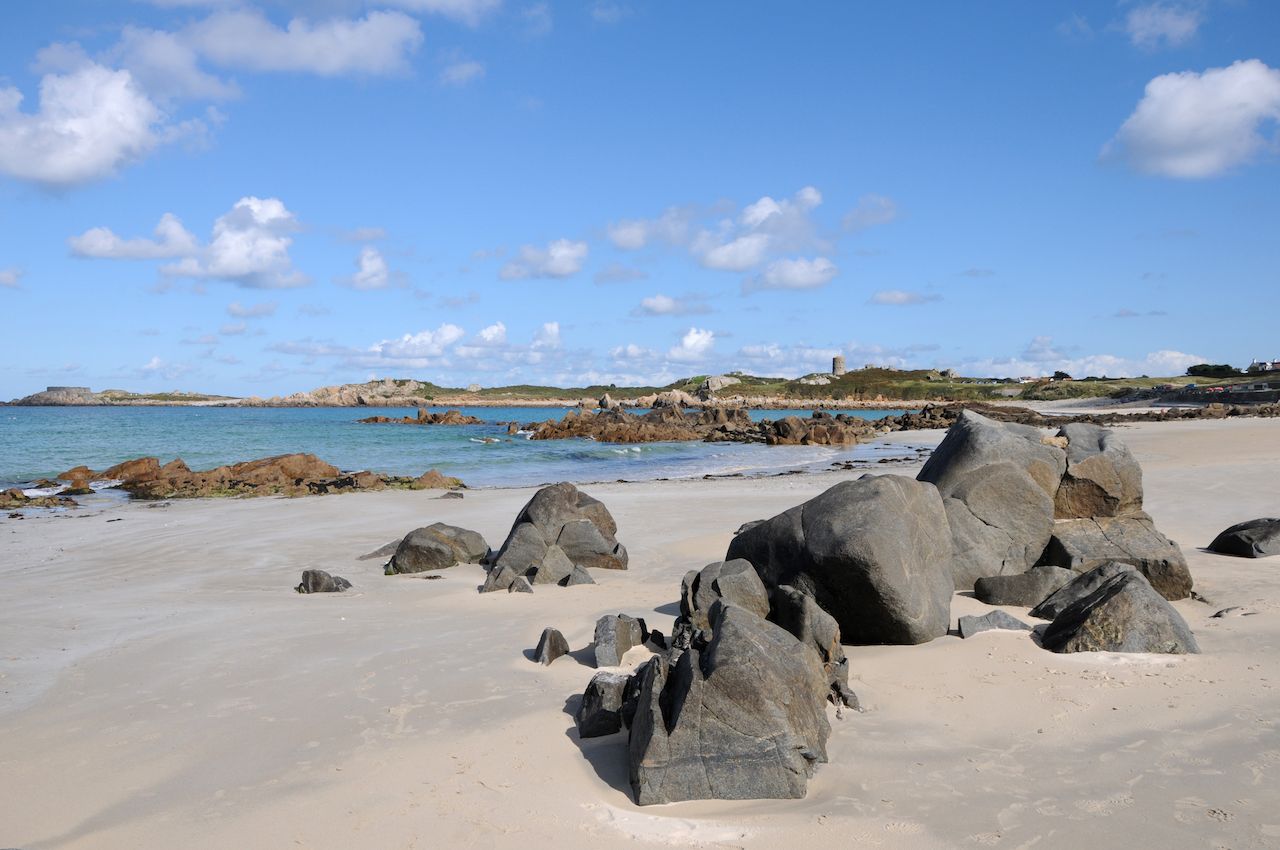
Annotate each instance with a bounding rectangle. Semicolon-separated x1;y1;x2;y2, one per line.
974;565;1078;607
628;603;830;804
1211;606;1255;618
492;483;627;578
479;564;519;593
918;409;1066;499
576;671;630;737
492;522;547;573
958;610;1032;638
942;461;1055;589
1208;518;1280;558
296;569;352;593
1041;570;1200;654
679;559;770;631
735;519;765;535
358;539;401;561
560;565;596;586
556;518;628;571
769;585;858;708
534;627;570;665
594;613;646;667
727;474;954;645
387;522;489;574
1054;423;1144;518
509;576;533;593
439;491;465;500
1038;516;1192;600
530;544;574;585
1030;562;1139;621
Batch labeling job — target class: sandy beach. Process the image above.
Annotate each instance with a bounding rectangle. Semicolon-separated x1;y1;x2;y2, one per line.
2;417;1278;849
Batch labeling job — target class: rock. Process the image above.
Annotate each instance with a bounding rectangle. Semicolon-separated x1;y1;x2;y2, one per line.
974;565;1078;607
358;539;402;561
1053;423;1144;518
358;409;484;426
1211;607;1256;618
295;569;352;593
679;559;770;631
98;456;163;482
628;603;830;804
576;671;631;738
1038;517;1192;600
1030;562;1139;621
492;483;627;579
735;519;765;535
726;474;954;645
594;614;646;667
492;522;547;573
768;585;858;708
409;469;465;490
439;491;464;499
479;564;519;593
1041;570;1200;654
534;627;570;665
509;576;533;593
942;461;1055;589
918;409;1066;499
1208;518;1280;558
556;518;628;571
561;565;596;586
387;523;489;574
530;544;575;585
957;611;1032;638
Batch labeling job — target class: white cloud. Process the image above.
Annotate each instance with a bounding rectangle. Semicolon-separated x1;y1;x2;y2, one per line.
697;233;770;271
606;206;694;250
476;321;507;344
1125;3;1201;50
593;262;647;284
954;337;1206;379
1105;59;1280;178
440;60;485;86
337;245;391;290
0;267;22;289
692;186;826;271
499;239;588;279
744;256;837;292
0;64;171;187
111;26;239;102
370;324;467;361
610;342;655;360
633;293;710;316
385;0;501;26
162;196;308;288
69;212;199;259
187;9;423;76
842;193;898;231
532;321;561;349
220;321;247;335
227;300;277;318
668;327;714;362
869;289;941;305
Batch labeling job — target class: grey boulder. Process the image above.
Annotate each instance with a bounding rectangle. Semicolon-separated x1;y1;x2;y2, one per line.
576;671;631;738
1053;423;1144;519
357;539;401;561
534;627;570;665
958;610;1032;638
973;565;1078;607
680;559;770;631
727;474;954;645
295;569;352;593
918;409;1066;499
1208;518;1280;558
479;564;520;593
387;522;489;574
594;613;646;667
1038;516;1192;600
628;603;830;805
769;584;858;708
1041;569;1199;654
492;483;628;577
561;565;596;586
942;461;1055;589
1029;562;1138;620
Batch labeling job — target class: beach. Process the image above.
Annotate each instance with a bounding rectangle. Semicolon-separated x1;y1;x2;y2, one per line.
2;417;1278;849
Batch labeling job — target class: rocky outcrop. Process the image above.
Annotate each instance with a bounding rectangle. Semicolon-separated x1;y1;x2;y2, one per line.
974;565;1077;607
679;559;770;632
385;523;488;574
768;585;857;707
1030;562;1138;621
1;488;79;509
727;474;954;645
295;569;352;593
628;602;831;805
1037;516;1192;601
488;484;628;588
1208;518;1280;558
1053;423;1143;518
1041;569;1199;654
357;408;484;426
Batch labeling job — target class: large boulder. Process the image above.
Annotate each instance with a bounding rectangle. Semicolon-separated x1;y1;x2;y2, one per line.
918;409;1066;499
594;614;646;667
1208;518;1280;558
534;627;570;665
491;483;628;578
768;585;857;708
1038;517;1192;601
1053;423;1144;518
727;474;953;645
942;462;1055;589
387;523;489;574
295;569;352;593
973;565;1078;607
1041;570;1199;654
576;671;631;738
679;559;770;631
1030;562;1138;620
628;603;830;804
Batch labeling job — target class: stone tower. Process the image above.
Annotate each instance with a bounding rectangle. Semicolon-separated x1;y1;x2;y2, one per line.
832;356;847;376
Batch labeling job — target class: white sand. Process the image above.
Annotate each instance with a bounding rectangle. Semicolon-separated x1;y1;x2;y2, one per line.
2;419;1278;849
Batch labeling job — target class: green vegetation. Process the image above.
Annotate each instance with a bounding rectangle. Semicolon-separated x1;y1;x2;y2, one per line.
1186;363;1244;379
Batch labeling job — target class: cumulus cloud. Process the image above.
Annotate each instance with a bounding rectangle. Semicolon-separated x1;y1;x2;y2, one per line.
110;26;240;102
606;206;694;250
954;337;1205;379
369;324;467;362
440;60;485;86
476;321;507;344
632;294;710;317
385;0;501;27
609;342;656;361
667;327;714;362
1105;59;1280;178
0;267;22;289
693;186;826;271
868;289;941;305
337;245;391;290
69;212;199;259
532;321;561;349
842;194;898;231
187;9;424;76
162;196;308;288
227;300;277;318
743;257;837;292
1125;3;1201;50
500;239;588;279
697;233;770;271
0;64;173;187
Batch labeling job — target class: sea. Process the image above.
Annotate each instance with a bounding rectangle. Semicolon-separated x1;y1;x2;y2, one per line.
0;405;919;492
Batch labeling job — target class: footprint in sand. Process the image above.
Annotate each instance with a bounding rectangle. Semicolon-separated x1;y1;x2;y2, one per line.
966;832;1002;845
1075;793;1134;816
885;821;924;834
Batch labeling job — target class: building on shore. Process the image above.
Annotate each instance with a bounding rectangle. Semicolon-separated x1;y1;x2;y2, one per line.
832;356;847;376
1247;359;1280;373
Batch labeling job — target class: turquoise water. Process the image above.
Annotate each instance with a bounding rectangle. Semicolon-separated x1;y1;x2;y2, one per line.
0;406;915;489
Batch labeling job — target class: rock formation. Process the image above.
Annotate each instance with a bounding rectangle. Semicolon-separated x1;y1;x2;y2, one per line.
357;408;484;426
1208;518;1280;558
295;569;352;593
1040;568;1199;654
385;523;488;574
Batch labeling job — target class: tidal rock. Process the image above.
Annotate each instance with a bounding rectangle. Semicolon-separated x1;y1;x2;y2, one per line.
628;603;830;804
1208;518;1280;558
387;523;490;574
769;585;858;707
1038;517;1192;600
492;483;628;579
973;565;1078;607
295;569;352;593
1041;570;1199;654
942;461;1055;589
1030;562;1139;621
576;671;631;737
918;409;1066;499
957;610;1032;638
534;627;570;665
594;614;646;667
679;559;770;632
1053;423;1144;518
727;474;954;645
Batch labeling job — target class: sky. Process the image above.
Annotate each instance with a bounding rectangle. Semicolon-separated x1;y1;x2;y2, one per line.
1;1;1278;398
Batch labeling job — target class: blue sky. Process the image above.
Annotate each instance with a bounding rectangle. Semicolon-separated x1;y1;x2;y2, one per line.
1;1;1277;398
